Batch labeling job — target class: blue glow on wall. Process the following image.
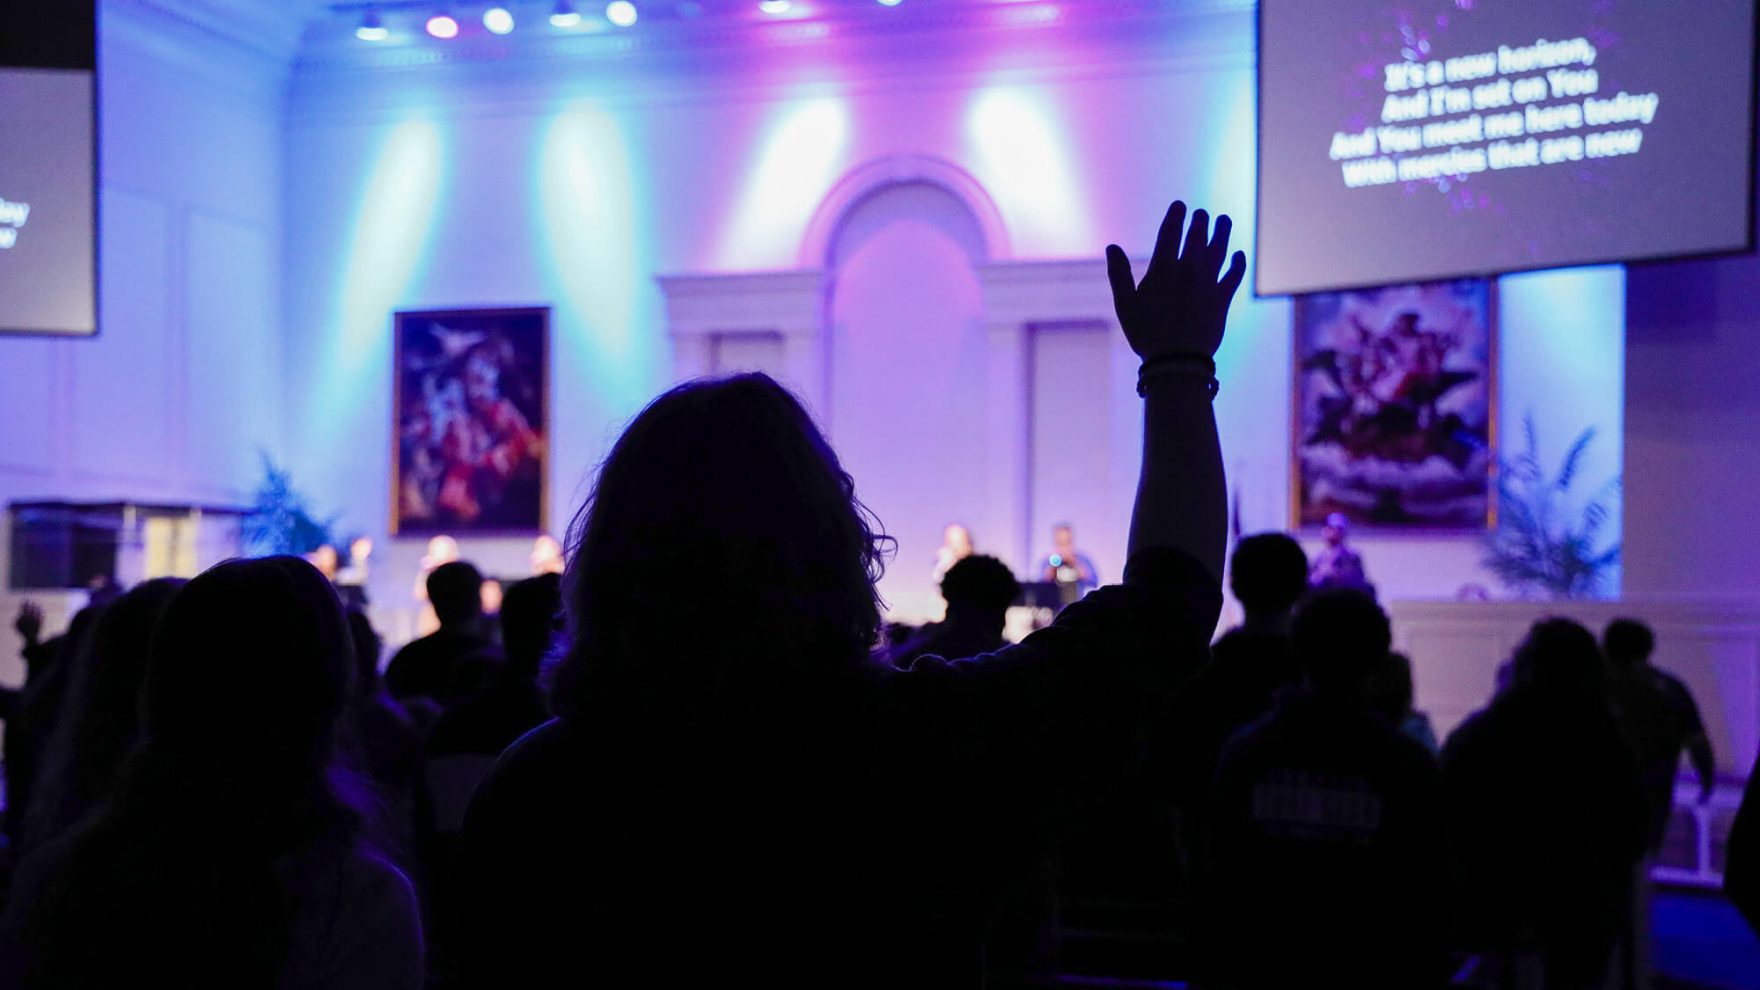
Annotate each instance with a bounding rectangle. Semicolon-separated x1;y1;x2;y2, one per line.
319;119;448;444
535;100;659;418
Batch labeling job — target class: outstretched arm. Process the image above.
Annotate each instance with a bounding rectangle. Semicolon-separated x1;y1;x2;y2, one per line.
1107;202;1247;584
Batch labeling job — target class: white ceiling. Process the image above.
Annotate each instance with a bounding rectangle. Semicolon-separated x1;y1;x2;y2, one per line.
130;0;1253;68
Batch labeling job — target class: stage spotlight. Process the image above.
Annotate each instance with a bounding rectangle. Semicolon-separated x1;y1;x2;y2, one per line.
355;10;391;41
484;6;516;33
550;1;584;27
606;1;638;27
425;12;460;38
759;0;791;14
877;0;903;6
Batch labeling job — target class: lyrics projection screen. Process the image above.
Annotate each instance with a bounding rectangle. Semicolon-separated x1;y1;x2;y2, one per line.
393;308;549;535
0;2;98;335
1257;0;1758;295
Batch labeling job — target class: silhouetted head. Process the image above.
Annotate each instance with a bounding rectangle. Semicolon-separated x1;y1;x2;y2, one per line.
1229;533;1310;621
1322;512;1351;547
427;560;485;628
500;573;562;675
143;556;354;790
39;578;185;835
348;607;383;688
940;554;1019;630
22;556;365;988
1603;618;1656;669
1291;589;1390;694
1366;650;1417;723
553;374;888;718
1511;617;1606;701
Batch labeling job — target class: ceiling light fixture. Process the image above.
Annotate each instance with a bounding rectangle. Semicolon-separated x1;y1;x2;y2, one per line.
483;6;516;33
759;0;792;14
355;10;391;41
550;1;584;27
425;12;460;38
606;1;638;26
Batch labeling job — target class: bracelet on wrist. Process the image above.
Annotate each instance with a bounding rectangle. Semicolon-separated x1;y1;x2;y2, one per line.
1137;353;1219;399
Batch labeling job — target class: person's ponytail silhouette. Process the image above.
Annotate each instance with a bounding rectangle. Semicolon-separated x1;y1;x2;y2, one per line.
0;556;423;990
450;202;1244;988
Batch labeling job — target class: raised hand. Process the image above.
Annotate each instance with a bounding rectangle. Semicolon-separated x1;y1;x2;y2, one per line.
14;601;43;646
1105;201;1247;362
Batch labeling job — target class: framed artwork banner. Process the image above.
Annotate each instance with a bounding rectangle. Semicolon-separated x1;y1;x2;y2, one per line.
1291;279;1496;531
392;307;549;536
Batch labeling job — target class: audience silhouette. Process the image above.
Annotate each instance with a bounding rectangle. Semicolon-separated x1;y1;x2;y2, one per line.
1163;532;1309;838
0;194;1749;990
0;556;422;990
1603;617;1716;852
384;561;500;707
889;553;1020;668
21;578;184;852
345;608;424;850
446;201;1241;988
1442;618;1648;990
1367;650;1440;754
1201;589;1447;989
1729;755;1760;937
4;595;110;852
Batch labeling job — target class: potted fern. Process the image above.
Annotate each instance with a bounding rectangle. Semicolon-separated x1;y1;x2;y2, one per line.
242;453;339;557
1482;416;1621;600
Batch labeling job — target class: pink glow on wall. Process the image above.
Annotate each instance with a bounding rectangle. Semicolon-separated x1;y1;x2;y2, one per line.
827;184;989;620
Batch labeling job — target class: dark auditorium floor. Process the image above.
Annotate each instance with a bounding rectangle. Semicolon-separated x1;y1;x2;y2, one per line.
1049;889;1760;990
1653;889;1760;990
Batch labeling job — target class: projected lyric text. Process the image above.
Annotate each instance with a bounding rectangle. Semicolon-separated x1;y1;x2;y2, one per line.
0;197;29;250
1329;37;1659;189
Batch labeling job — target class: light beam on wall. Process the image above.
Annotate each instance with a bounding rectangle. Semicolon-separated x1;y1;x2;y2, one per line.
537;102;657;413
324;119;448;437
966;87;1093;255
714;97;850;269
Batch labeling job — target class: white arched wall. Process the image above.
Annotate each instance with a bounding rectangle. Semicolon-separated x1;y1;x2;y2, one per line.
660;159;1136;621
824;180;990;620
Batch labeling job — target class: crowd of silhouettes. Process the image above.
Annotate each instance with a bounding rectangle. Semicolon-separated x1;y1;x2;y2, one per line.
0;201;1754;990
